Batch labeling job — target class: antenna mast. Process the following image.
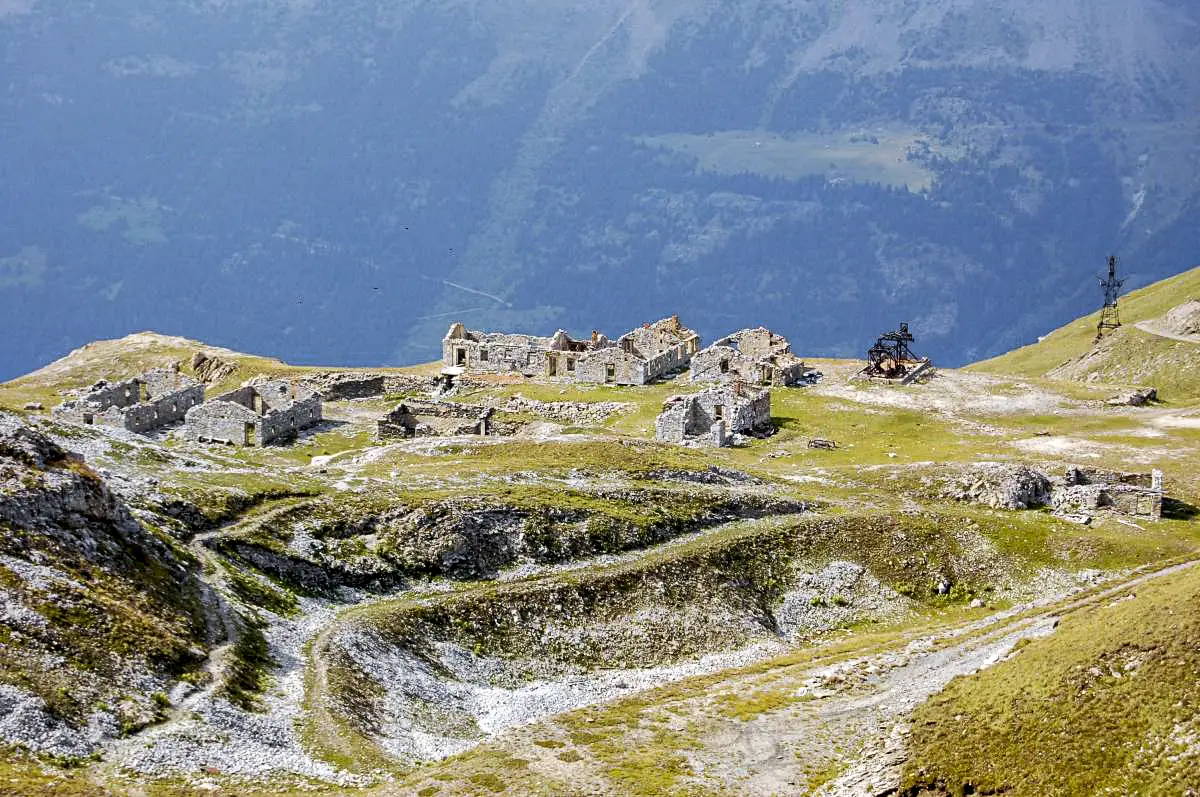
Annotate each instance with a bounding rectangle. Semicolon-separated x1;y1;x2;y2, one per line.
1095;255;1125;342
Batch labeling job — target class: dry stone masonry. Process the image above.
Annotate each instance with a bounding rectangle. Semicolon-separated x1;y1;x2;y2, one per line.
184;380;321;446
377;400;508;439
53;367;205;434
690;327;809;387
655;382;773;448
1053;466;1164;520
443;323;609;378
443;315;700;386
575;316;700;386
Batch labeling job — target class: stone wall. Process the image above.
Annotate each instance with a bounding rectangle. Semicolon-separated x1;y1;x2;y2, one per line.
443;323;607;377
1055;466;1165;519
654;400;692;443
691;328;807;387
53;369;205;434
575;347;648;386
259;393;322;444
184;400;259;445
120;384;205;433
184;382;321;446
655;384;772;447
377;400;512;439
620;316;700;360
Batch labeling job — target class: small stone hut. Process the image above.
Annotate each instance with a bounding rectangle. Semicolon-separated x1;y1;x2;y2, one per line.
1053;467;1165;520
376;400;505;440
655;382;772;447
53;368;205;434
184;380;321;446
691;327;807;387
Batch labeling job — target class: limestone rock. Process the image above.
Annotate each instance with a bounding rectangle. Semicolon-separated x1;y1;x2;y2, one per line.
1106;387;1157;406
1161;299;1200;336
190;350;238;384
941;463;1052;510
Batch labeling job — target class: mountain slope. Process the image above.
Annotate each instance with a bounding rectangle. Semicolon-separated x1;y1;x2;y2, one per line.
2;0;1199;377
0;414;211;756
901;561;1200;796
0;303;1198;792
972;264;1200;399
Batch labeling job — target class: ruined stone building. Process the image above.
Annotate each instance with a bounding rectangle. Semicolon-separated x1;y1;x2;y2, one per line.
184;380;321;446
1054;467;1165;520
53;368;205;434
576;316;701;386
443;323;610;378
690;327;808;387
655;382;772;447
377;400;515;440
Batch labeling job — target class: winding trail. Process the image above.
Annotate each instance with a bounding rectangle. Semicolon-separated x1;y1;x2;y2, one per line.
388;559;1199;796
1134;320;1200;345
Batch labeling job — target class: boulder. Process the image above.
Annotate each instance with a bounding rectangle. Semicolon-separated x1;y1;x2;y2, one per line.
1106;388;1157;407
1161;299;1200;336
941;463;1053;510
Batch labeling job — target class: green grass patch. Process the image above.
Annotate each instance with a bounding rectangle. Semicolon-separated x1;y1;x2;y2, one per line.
902;562;1200;796
219;621;276;712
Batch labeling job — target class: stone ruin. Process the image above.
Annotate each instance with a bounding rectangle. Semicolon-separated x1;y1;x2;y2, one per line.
575;316;701;386
53;367;205;434
442;315;701;386
377;399;517;440
1053;466;1164;521
655;382;773;448
690;327;809;387
942;462;1165;521
443;323;609;379
184;380;322;447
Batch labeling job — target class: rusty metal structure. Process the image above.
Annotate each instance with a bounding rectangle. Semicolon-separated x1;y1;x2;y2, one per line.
864;322;922;379
1095;255;1126;342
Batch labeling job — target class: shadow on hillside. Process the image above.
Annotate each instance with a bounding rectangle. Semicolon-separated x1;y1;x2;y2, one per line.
1162;498;1199;521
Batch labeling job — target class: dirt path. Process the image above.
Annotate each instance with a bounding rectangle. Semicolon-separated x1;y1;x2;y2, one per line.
409;560;1198;797
805;559;1200;795
1134;320;1200;345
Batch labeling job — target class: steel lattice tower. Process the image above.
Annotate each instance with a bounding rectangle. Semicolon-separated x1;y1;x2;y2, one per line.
1095;255;1126;342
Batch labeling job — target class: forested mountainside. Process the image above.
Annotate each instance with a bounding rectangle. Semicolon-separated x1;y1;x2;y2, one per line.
2;0;1198;378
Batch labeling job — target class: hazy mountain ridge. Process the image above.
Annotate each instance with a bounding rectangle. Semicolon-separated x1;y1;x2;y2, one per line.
1;0;1197;377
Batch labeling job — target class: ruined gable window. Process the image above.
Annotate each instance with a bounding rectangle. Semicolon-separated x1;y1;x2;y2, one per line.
714;404;724;420
720;359;730;374
480;348;489;362
566;358;576;372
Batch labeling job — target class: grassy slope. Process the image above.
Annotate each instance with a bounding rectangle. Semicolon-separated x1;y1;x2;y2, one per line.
901;562;1200;796
0;331;438;412
971;265;1200;400
0;315;1198;793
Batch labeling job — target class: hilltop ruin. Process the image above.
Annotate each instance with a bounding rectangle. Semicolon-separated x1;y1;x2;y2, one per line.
53;368;205;434
691;327;809;387
184;380;322;446
442;323;609;379
655;382;773;448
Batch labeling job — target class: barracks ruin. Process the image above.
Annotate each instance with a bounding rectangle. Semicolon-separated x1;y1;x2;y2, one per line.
443;316;809;447
54;367;323;447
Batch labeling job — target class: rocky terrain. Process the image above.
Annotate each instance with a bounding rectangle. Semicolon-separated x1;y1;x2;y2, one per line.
0;269;1198;795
